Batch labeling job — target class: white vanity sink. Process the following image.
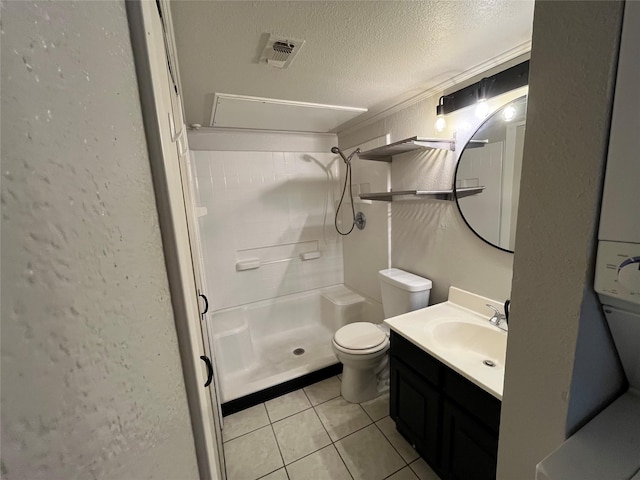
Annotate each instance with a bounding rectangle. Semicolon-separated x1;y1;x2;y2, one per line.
428;318;507;365
384;287;508;399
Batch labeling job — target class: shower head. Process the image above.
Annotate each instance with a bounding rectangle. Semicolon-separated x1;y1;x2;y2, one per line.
331;146;348;164
331;146;359;165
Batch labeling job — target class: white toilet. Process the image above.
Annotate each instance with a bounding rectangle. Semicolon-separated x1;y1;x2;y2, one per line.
332;268;432;403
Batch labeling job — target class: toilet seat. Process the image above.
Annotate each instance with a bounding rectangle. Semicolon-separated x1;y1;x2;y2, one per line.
333;322;389;355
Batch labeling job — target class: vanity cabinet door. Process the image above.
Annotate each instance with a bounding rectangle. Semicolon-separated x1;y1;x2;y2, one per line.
390;358;441;468
441;400;498;480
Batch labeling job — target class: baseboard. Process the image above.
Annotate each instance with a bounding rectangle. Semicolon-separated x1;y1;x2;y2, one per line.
221;363;343;416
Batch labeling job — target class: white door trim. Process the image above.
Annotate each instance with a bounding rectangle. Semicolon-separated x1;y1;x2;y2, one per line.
126;2;223;478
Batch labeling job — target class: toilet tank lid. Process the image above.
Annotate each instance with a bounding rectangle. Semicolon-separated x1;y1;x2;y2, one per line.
378;268;432;292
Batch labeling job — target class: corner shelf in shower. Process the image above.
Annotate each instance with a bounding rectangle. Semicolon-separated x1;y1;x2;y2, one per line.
357;136;456;162
359;186;485;202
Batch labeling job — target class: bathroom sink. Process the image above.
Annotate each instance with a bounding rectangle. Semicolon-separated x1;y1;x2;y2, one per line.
384;287;509;399
427;318;507;366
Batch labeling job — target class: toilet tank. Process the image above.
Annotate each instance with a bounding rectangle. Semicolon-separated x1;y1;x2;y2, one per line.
378;268;432;318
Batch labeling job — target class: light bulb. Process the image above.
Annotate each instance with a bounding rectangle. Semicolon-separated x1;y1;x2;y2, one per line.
502;104;517;122
460;121;471;132
435;115;446;132
475;99;489;119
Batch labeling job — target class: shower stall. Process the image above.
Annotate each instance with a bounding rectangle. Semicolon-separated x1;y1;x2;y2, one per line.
187;133;365;406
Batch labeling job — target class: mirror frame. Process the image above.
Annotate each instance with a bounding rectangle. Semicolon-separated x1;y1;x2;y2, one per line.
453;95;528;254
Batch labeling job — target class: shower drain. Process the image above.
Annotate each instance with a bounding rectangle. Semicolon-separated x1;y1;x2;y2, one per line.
483;360;496;367
293;348;305;356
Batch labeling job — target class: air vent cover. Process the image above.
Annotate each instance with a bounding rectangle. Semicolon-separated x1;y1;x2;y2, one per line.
259;34;305;69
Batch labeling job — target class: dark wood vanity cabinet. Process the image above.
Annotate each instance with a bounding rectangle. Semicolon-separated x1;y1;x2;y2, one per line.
390;356;441;467
389;331;501;480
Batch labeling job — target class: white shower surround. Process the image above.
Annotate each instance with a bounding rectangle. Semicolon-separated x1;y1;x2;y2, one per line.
211;285;364;402
189;132;356;401
191;149;344;310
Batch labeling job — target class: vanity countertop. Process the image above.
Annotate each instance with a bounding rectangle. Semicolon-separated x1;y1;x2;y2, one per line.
384;287;508;399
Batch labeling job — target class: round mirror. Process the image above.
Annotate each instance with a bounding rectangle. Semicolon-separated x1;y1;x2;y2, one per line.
454;95;527;253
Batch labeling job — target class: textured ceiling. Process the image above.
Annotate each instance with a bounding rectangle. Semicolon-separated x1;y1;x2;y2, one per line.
171;1;534;130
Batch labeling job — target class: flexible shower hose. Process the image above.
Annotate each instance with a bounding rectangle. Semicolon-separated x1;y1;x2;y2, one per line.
334;156;356;236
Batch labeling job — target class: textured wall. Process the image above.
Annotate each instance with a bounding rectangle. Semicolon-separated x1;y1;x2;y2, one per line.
497;2;625;478
1;2;199;479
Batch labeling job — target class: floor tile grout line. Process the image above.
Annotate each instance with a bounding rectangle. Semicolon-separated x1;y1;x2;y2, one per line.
331;443;355;480
311;395;374;434
408;463;421;479
360;399;378;423
300;387;313;407
320;411;375;443
265;382;343;471
360;393;390;423
309;392;342;409
231;384;408;479
408;458;433;480
330;420;406;479
223;421;273;445
265;389;313;424
223;422;284;480
269;422;287;475
332;420;411;478
356;401;376;423
271;394;333;468
276;429;333;467
331;441;355;480
336;417;408;478
303;375;342;408
255;465;287;480
309;400;355;480
373;419;413;466
281;443;337;470
382;464;411;480
269;405;314;426
311;395;376;438
265;400;274;424
223;413;272;444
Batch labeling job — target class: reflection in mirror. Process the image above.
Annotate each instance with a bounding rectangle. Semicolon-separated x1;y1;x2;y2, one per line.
454;96;527;253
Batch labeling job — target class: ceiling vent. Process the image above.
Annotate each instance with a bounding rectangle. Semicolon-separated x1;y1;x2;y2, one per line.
259;34;305;69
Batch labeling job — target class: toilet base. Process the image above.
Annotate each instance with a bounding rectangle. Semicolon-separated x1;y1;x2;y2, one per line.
341;364;382;403
332;331;390;404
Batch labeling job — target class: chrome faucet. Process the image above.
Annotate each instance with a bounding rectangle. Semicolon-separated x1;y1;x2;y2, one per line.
486;304;508;331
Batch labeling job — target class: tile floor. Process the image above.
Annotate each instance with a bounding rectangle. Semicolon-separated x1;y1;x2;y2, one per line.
222;375;442;480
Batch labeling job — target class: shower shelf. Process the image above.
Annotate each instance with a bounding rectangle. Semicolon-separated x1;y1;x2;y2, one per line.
357;136;456;162
359;186;484;202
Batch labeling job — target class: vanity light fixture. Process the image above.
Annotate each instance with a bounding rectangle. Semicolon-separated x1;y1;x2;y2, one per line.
434;96;448;132
475;99;490;119
438;61;529;116
502;104;517;121
474;78;491;119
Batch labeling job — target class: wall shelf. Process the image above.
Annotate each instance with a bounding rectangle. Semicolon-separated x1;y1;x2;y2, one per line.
357;136;456;162
359;186;484;202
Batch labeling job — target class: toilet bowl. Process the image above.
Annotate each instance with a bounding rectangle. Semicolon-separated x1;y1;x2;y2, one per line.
333;268;432;403
332;322;390;403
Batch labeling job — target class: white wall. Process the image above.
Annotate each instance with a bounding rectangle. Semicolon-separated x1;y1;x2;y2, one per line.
498;2;626;478
338;83;527;305
339;136;390;322
188;130;344;311
0;2;199;479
